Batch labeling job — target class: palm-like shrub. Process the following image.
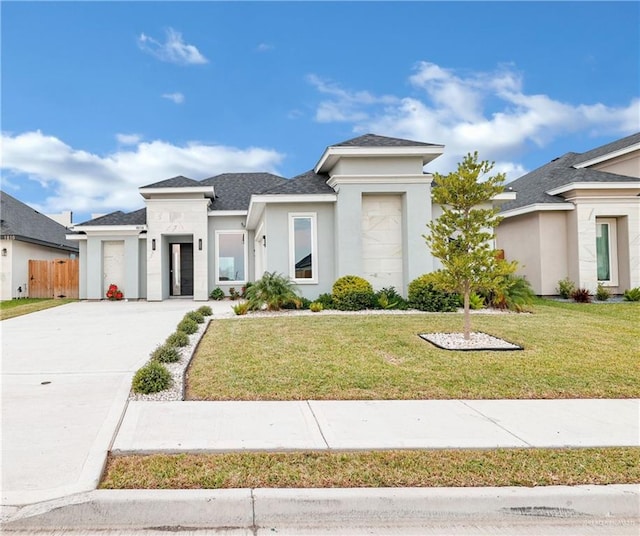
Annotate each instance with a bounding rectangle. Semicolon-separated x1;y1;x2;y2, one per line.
486;275;535;312
245;272;301;311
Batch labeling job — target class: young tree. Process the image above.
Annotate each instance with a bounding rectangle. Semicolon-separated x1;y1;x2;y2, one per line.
425;152;516;340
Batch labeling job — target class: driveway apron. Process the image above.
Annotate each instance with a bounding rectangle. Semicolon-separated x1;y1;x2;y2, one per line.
1;300;197;506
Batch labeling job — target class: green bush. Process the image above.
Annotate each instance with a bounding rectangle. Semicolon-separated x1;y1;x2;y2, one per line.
309;302;324;313
332;275;375;311
233;301;250;315
316;293;335;309
408;273;460;312
166;331;189;347
596;283;611;302
375;287;408;310
468;292;485;310
132;361;172;394
557;278;575;299
186;310;205;323
177;318;199;334
623;287;640;302
209;287;225;300
245;272;301;311
198;305;213;316
151;344;181;363
485;275;536;312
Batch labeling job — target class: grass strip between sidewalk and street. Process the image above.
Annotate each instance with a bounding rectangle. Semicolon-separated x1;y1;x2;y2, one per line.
186;301;639;400
101;448;640;489
0;298;75;320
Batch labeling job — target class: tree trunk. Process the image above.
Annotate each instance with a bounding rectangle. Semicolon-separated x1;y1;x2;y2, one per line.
463;284;471;340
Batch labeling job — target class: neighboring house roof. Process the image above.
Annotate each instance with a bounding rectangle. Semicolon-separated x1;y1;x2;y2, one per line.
201;173;288;210
0;190;78;252
140;176;202;189
501;134;640;214
77;208;147;226
261;170;335;195
333;133;440;148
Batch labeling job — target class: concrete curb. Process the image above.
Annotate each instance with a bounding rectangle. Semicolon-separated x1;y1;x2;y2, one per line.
3;485;638;530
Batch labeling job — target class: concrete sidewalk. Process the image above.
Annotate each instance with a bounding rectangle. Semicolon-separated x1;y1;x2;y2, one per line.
112;399;640;454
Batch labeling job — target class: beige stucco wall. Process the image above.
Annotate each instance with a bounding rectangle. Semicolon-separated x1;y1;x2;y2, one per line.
0;239;76;299
538;212;570;295
591;150;640;178
332;156;424;176
496;213;543;293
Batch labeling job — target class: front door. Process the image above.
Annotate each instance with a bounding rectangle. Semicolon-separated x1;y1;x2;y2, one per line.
170;243;194;296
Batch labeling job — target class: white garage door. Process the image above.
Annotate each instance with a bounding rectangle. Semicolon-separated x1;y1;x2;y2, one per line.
103;240;125;295
361;194;403;290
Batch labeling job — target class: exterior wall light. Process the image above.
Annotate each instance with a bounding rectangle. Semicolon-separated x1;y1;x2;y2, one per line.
198;238;203;250
152;239;156;251
1;248;7;256
262;235;267;247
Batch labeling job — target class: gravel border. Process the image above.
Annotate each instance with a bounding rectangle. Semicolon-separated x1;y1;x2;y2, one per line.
420;332;523;351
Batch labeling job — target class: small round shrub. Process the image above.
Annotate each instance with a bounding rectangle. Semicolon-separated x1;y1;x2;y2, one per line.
408;273;460;312
209;287;225;300
595;283;610;302
332;275;375;311
309;302;323;313
151;344;181;363
166;331;189;347
177;318;199;334
198;305;213;316
186;310;205;323
132;361;172;394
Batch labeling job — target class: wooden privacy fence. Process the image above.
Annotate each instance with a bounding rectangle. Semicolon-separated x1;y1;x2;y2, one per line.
28;259;79;299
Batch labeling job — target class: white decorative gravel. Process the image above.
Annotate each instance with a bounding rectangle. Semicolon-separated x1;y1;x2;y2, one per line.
420;331;522;351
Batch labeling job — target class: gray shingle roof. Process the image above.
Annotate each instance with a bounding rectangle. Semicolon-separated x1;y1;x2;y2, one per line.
333;133;440;148
574;131;640;166
200;173;288;210
261;170;335;195
0;190;78;252
77;208;147;226
501;137;640;213
140;176;202;189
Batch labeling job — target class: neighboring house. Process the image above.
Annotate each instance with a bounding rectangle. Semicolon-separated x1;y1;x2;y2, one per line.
497;132;640;295
0;191;79;299
69;134;514;302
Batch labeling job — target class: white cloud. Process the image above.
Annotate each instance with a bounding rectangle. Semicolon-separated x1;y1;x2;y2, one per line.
308;62;639;179
256;43;274;52
162;92;185;104
116;133;142;145
138;28;208;65
1;130;285;215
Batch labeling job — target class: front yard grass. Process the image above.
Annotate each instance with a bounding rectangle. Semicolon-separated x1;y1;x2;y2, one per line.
0;298;75;320
101;447;640;489
186;301;639;400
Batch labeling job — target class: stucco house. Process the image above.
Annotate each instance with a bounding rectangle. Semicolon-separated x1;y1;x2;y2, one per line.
497;132;640;295
0;190;79;299
68;134;512;301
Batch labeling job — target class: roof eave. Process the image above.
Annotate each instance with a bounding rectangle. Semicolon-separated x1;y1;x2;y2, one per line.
546;181;640;196
138;186;215;199
500;203;575;219
314;145;444;174
573;142;640;169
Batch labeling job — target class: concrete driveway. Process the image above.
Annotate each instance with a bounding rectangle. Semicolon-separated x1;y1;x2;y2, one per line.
1;300;197;506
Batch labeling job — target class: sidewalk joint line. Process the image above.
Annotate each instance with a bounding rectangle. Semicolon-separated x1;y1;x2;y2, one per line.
460;401;533;447
306;400;331;450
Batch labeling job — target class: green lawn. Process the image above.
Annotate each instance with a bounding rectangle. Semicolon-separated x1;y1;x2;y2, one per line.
101;448;640;489
186;301;639;400
0;298;75;320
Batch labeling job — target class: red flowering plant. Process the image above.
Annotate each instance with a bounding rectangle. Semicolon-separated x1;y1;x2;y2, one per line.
106;284;124;301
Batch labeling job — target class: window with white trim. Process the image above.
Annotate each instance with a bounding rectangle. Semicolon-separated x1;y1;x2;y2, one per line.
289;213;317;283
215;231;247;284
596;218;618;286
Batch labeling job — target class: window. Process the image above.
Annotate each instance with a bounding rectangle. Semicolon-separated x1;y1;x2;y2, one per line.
215;231;247;283
596;218;618;286
289;213;317;283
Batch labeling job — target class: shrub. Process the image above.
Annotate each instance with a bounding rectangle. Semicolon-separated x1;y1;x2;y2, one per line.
233;301;250;315
241;282;253;298
557;278;576;299
198;305;213;316
132;361;172;394
375;287;408;310
571;288;592;303
408;273;460;312
186;310;205;324
332;275;375;311
245;272;301;311
177;318;199;334
316;293;335;309
229;287;241;300
596;283;611;302
282;296;312;310
623;287;640;302
468;292;485;310
485;275;535;312
166;331;189;347
209;288;225;301
309;302;324;313
151;344;181;364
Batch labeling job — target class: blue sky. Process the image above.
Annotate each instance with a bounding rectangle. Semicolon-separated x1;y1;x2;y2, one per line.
2;1;639;223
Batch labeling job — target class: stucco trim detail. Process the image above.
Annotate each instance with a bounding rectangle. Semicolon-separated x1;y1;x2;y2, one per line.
546;181;640;196
500;203;574;219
